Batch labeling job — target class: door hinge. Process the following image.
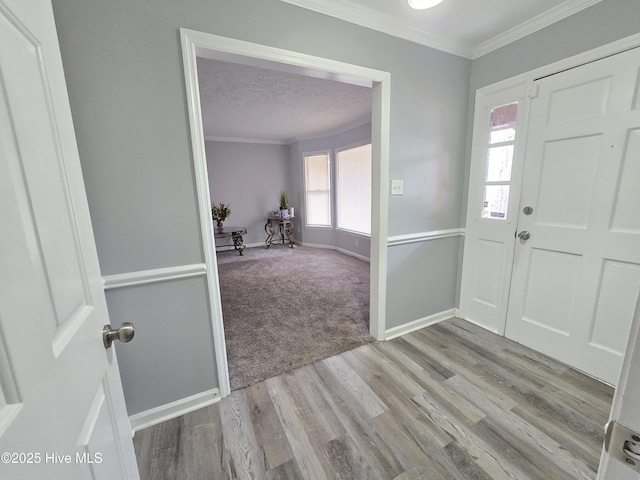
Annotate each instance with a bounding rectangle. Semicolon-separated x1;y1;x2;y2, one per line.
528;83;539;99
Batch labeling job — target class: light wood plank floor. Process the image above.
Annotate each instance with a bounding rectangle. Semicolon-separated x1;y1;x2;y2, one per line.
134;318;613;479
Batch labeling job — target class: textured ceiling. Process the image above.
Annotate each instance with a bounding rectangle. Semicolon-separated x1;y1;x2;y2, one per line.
197;58;372;144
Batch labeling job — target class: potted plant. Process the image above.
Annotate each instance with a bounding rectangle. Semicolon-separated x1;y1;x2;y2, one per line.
279;190;290;219
211;202;231;232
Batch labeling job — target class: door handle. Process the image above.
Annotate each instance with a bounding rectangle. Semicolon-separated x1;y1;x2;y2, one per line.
518;231;531;240
103;322;135;348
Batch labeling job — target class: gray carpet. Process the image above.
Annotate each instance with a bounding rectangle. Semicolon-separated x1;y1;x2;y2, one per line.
217;246;373;390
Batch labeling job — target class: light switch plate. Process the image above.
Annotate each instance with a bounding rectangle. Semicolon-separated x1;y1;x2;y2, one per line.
391;179;403;195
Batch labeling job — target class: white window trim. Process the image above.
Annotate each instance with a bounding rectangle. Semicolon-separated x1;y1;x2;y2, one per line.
335;139;372;155
305;225;333;230
335;226;371;238
302;149;332;228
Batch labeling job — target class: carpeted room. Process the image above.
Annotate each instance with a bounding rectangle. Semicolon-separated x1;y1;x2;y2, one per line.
217;246;373;390
199;58;376;390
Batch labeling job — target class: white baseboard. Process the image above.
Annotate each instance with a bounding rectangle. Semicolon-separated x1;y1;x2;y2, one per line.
296;241;371;263
385;308;458;340
130;388;220;434
335;246;370;263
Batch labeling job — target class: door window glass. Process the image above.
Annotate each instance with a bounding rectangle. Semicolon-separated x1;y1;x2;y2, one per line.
486;145;514;182
482;103;517;220
482;185;510;219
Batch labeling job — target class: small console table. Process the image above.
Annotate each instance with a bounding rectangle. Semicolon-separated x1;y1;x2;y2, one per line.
214;226;247;256
265;216;295;249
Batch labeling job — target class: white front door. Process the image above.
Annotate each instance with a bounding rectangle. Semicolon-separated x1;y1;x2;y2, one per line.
505;47;640;385
459;83;528;333
0;1;139;478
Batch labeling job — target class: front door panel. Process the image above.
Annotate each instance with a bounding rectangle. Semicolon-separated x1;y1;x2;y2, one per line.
506;47;640;385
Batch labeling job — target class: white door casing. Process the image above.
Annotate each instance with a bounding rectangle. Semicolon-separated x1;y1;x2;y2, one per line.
459;82;529;334
597;288;640;479
180;29;391;396
505;47;640;385
0;1;139;478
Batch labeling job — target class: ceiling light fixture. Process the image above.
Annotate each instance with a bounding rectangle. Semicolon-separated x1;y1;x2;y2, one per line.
408;0;444;9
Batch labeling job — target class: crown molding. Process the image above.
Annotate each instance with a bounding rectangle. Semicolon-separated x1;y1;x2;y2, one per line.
281;0;602;61
204;136;289;145
279;0;474;59
473;0;603;59
288;116;371;144
205;117;372;146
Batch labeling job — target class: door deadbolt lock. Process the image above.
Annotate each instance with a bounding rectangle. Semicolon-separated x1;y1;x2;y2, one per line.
523;206;533;215
517;231;531;241
103;322;135;348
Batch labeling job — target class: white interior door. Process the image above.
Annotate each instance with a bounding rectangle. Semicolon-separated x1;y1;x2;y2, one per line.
0;1;139;478
505;47;640;385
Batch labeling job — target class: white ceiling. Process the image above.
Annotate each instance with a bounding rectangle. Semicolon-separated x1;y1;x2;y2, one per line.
280;0;602;58
197;58;372;144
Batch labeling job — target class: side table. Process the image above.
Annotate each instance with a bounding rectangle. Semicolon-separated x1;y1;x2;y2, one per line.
265;216;295;248
214;226;247;255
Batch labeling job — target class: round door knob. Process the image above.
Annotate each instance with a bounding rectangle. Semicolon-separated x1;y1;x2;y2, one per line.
518;231;531;241
103;322;135;348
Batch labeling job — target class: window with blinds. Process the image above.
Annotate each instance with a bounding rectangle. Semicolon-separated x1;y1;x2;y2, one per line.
336;143;371;235
304;152;331;226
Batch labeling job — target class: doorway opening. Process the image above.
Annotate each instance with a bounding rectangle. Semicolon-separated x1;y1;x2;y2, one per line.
180;29;391;396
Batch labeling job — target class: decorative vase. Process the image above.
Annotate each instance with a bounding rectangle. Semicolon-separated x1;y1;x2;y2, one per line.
216;220;224;232
280;209;289;219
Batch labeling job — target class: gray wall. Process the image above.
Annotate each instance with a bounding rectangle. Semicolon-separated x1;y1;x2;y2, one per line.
206;141;290;247
105;278;217;415
290;122;373;259
387;238;461;327
456;0;640;307
51;0;470;414
470;0;640;92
